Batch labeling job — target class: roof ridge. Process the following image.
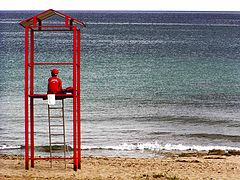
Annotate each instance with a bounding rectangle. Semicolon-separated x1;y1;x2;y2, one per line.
19;9;86;28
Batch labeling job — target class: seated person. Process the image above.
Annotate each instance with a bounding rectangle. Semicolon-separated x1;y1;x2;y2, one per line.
48;68;73;94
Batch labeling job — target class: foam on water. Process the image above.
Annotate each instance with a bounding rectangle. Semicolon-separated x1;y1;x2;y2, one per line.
0;145;21;150
82;142;240;152
1;142;239;154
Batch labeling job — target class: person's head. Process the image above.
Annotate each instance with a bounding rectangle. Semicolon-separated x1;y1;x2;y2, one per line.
51;68;59;77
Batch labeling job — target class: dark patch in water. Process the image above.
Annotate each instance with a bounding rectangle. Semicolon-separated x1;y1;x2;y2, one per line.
187;93;240;108
20;145;73;152
227;123;240;128
190;93;240;102
135;115;232;126
148;131;172;135
120;129;141;133
180;133;240;142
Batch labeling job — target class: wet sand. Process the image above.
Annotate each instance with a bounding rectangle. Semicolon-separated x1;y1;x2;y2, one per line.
0;154;240;180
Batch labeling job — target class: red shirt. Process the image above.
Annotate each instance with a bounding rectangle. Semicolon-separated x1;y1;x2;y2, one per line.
48;76;63;94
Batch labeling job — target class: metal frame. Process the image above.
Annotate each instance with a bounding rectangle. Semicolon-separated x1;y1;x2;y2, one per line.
24;24;81;171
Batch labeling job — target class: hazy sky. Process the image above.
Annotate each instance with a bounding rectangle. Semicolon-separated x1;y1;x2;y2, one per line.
1;0;240;11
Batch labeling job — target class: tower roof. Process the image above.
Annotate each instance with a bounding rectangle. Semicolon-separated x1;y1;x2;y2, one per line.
19;9;86;28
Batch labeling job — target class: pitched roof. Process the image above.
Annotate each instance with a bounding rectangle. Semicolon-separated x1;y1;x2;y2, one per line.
19;9;86;28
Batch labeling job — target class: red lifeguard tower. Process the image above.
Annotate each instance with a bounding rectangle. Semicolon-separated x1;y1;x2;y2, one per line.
19;9;86;171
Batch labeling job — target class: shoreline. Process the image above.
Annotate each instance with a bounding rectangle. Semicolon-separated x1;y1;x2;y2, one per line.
1;152;240;179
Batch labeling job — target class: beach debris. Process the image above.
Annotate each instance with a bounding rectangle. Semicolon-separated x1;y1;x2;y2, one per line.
227;150;240;156
207;149;226;156
140;173;181;180
204;156;226;159
176;159;201;163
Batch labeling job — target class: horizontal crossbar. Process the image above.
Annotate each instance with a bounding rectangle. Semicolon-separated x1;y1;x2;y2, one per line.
34;29;73;32
34;62;73;65
32;157;74;160
30;25;77;28
29;94;73;99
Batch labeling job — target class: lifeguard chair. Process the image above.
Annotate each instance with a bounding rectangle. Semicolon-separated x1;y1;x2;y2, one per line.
19;9;86;171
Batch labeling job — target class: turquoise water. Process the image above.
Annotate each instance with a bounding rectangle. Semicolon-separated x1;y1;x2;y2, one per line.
1;11;240;157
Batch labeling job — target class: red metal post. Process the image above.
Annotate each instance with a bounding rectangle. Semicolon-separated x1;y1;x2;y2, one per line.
24;26;29;170
65;16;69;27
73;26;77;171
33;16;37;27
30;29;34;168
77;29;81;169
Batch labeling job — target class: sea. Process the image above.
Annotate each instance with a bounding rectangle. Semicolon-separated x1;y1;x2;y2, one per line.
1;11;240;158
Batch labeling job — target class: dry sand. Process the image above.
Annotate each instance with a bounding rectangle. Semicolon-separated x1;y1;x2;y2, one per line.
0;154;240;180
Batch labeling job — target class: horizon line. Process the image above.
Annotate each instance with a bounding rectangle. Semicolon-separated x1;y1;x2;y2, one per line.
1;10;240;14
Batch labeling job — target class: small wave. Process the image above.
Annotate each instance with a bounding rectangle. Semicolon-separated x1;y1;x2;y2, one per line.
86;39;180;45
0;145;21;150
0;21;18;24
149;131;172;135
182;133;240;142
136;115;239;127
82;142;240;152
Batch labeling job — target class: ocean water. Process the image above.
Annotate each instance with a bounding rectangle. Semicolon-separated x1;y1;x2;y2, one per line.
1;11;240;157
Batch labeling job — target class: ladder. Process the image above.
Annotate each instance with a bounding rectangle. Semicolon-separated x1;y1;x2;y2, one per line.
47;99;67;168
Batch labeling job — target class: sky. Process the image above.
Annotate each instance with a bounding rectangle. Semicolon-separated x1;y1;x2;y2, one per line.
1;0;240;11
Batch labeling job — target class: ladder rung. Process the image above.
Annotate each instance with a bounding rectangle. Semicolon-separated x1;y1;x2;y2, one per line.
50;124;64;127
51;133;64;136
51;142;65;144
49;116;63;118
48;107;63;109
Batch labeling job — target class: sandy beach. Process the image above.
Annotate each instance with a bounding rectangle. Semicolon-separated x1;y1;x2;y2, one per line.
0;153;240;180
